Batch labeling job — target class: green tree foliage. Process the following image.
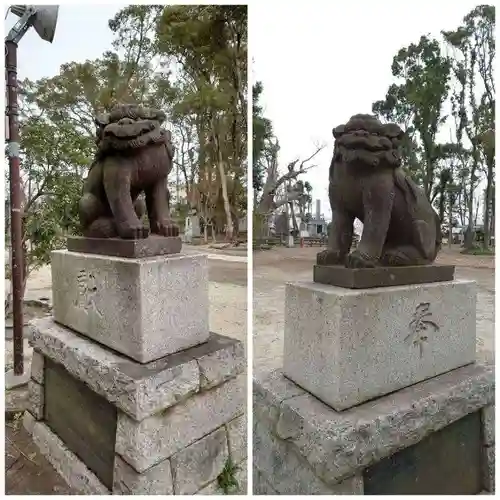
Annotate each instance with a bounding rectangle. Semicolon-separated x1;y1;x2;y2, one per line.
252;81;273;193
372;35;452;196
372;4;495;250
7;4;247;310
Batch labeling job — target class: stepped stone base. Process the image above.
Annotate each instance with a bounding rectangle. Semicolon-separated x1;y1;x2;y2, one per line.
25;318;247;495
253;364;495;495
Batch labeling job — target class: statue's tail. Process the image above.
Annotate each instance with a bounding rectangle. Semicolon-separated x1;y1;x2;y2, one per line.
394;168;442;262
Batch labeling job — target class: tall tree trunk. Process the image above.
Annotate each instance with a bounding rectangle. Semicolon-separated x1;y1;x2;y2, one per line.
482;148;494;250
289;201;299;233
211;119;234;242
448;192;453;248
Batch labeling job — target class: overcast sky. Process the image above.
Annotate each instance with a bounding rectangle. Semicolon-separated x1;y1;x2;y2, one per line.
252;0;485;221
4;5;120;81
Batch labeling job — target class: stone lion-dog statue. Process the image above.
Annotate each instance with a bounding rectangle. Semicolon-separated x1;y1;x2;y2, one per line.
317;114;441;268
79;103;179;239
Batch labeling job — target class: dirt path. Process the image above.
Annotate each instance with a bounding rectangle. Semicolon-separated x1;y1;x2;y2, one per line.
253;245;495;374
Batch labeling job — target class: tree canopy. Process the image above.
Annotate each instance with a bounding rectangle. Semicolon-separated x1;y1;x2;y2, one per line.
6;4;248;308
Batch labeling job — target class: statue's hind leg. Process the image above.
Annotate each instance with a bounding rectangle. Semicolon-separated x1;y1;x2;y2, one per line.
79;193;116;238
84;217;118;238
380;245;432;266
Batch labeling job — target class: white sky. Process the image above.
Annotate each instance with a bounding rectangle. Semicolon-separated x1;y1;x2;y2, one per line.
4;5;120;82
252;0;487;221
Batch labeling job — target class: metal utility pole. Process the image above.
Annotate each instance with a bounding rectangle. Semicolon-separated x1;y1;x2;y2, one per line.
5;5;59;378
5;40;24;375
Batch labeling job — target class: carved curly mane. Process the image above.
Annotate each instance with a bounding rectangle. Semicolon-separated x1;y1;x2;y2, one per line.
332;114;423;206
93;104;174;157
332;114;404;169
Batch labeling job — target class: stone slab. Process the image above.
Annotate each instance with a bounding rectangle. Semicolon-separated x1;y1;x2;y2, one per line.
481;405;495;446
44;357;117;490
254;418;362;494
5;369;30;390
22;411;36;435
6;385;29;418
253;467;279;494
116;374;245;472
67;235;182;258
363;411;482;494
227;414;247;464
30;316;244;421
254;363;494;485
32;421;109;495
51;250;209;363
482;445;495;492
233;461;248;495
30;351;44;384
313;264;455;289
283;279;477;410
113;455;173;495
28;380;44;420
170;426;229;494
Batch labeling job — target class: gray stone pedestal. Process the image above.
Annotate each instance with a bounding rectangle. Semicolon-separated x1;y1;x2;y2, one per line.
254;273;494;495
51;250;209;363
25;318;246;494
253;364;494;495
283;279;477;410
24;241;246;495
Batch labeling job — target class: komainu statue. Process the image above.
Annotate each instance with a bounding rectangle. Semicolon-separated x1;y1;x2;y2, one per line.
317;114;442;268
79;104;179;239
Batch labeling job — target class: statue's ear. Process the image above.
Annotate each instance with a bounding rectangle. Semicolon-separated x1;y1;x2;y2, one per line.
332;124;345;139
156;110;167;125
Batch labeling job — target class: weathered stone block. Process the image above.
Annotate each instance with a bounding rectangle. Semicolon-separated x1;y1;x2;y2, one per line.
22;411;36;435
482;405;495;446
283;279;477;410
116;374;245;472
51;250;209;363
28;380;44;420
253;467;279;495
253;418;336;494
197;338;245;390
30;350;44;384
234;460;248;495
483;445;495;492
171;426;228;494
196;480;222;495
255;363;494;486
227;414;247;464
32;422;109;495
113;454;173;495
253;370;305;426
31;317;242;421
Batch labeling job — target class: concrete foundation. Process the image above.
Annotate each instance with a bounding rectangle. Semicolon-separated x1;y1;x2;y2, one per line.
253;364;494;495
26;318;246;494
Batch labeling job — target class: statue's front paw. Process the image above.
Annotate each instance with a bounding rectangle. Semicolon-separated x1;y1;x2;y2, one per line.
317;249;346;266
151;219;179;237
117;221;150;239
346;250;377;268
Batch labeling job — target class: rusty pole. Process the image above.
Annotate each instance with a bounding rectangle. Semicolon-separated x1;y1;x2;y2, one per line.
5;40;24;375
